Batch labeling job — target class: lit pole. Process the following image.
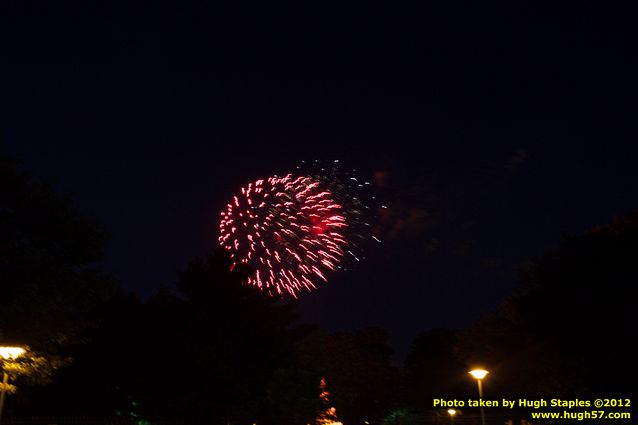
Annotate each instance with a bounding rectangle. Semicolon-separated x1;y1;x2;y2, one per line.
0;347;26;425
447;408;457;425
469;369;489;425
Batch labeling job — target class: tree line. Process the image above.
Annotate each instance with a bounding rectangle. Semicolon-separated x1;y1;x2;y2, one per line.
1;154;634;424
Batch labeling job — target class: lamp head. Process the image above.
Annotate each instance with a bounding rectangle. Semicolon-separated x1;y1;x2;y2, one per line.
469;368;489;380
0;346;26;360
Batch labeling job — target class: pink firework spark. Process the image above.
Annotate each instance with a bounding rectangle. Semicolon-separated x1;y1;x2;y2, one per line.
219;174;348;297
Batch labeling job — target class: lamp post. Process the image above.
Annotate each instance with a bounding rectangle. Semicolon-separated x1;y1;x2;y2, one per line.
0;346;26;424
469;369;489;425
447;408;457;425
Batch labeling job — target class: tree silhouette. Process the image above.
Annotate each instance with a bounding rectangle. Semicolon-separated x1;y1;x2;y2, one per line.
0;153;115;413
456;212;637;399
24;251;308;424
267;328;327;424
0;154;115;348
325;328;401;425
403;328;469;411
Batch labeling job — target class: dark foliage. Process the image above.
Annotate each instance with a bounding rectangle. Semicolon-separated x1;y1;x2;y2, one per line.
456;212;637;399
23;252;307;424
0;154;115;350
325;328;401;424
403;328;469;411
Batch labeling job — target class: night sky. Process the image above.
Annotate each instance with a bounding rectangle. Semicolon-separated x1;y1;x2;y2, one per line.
2;2;637;361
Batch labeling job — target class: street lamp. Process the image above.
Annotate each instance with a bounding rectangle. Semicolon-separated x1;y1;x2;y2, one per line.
469;368;489;425
447;408;457;425
0;346;26;424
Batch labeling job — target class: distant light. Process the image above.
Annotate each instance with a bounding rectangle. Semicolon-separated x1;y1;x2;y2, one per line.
0;346;25;359
448;409;457;416
469;369;489;380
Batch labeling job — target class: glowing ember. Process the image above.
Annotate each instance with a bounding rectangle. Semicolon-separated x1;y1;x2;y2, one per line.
316;378;342;425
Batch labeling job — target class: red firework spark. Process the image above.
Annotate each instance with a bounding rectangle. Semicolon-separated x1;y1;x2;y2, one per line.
218;174;348;297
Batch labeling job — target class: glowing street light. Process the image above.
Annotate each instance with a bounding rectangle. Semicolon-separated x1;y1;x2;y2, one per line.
447;408;457;425
469;369;488;381
0;346;26;424
469;368;489;425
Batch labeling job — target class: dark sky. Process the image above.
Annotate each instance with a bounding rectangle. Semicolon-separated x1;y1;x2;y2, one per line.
2;2;637;361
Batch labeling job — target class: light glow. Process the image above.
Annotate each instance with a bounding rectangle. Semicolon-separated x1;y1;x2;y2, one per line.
0;346;25;360
469;369;489;380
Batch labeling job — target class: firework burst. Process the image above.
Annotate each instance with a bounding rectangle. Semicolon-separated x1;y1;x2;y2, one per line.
219;174;349;297
297;160;382;265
